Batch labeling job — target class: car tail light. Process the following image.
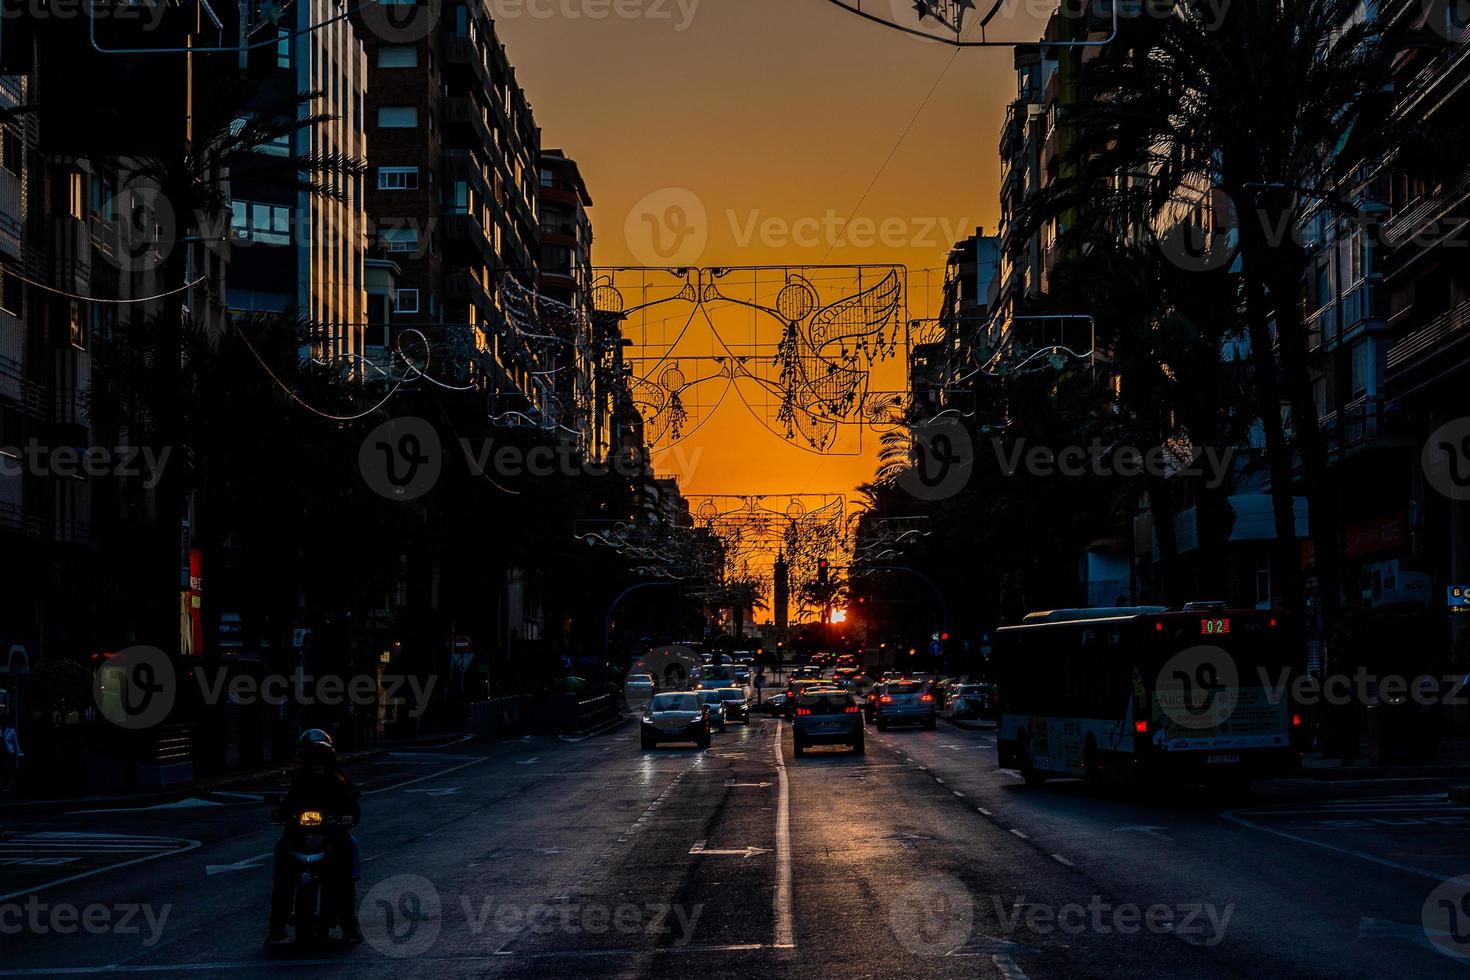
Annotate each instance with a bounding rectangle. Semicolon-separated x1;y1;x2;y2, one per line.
844;705;860;714
1291;713;1302;727
879;695;893;704
796;708;812;716
920;693;934;703
1134;720;1148;734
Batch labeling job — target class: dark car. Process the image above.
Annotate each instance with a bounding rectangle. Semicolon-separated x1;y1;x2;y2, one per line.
640;692;712;749
874;680;937;730
759;692;788;716
715;686;751;722
792;690;865;756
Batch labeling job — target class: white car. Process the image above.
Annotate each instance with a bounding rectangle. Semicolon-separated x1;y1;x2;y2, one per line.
625;672;655;703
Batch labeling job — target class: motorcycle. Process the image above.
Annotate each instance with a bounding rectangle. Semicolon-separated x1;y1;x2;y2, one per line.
266;795;355;944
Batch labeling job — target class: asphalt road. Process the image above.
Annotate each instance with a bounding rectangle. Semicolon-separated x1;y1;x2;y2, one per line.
2;718;1468;977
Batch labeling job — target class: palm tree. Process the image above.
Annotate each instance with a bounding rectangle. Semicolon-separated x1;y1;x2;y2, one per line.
99;60;365;648
1032;0;1410;629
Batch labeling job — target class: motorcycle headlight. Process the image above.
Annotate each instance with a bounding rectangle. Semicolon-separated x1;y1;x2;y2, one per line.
299;810;324;827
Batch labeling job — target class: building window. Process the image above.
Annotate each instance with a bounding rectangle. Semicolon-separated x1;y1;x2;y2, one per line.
377;106;418;128
0;268;21;316
277;29;290;68
377;167;419;190
0;128;19;176
380;227;419;253
67;172;85;220
539;168;554;187
1350;340;1370;400
378;45;418;68
395;288;420;313
230;200;292;245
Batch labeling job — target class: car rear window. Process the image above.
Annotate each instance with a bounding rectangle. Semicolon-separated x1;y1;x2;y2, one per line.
798;693;854;714
716;688;744;698
889;682;923;695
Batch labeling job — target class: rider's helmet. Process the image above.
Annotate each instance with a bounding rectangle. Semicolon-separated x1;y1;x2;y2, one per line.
296;728;337;768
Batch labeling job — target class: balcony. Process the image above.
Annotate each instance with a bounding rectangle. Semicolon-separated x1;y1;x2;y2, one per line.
0;307;20;402
52;217;92;294
0;167;20;261
0;455;19;532
1382;167;1470;252
1387;298;1470;375
53;347;91;427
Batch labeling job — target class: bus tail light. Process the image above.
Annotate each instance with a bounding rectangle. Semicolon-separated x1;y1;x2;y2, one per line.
920;693;935;703
1134;720;1148;734
796;708;812;716
844;705;861;714
879;695;893;704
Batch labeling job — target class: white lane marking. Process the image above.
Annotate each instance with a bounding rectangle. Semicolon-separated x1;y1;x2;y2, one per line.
773;719;795;949
688;842;771;859
933;776;944;783
952;791;966;798
1221;808;1450;882
405;787;461;797
0;837;202;903
1050;853;1074;867
977;807;992;816
515;757;540;765
1009;829;1029;839
367;754;489;795
67;797;222;814
993;953;1030;978
205;851;273;875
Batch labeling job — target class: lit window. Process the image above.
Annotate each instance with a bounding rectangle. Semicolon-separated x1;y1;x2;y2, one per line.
377;106;418;128
378;45;418;68
380;227;419;253
230;200;291;245
377;167;419;191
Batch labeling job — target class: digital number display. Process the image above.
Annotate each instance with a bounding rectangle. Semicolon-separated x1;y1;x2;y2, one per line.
1200;618;1231;635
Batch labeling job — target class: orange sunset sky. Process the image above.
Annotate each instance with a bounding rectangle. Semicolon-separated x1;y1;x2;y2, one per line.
496;0;1051;500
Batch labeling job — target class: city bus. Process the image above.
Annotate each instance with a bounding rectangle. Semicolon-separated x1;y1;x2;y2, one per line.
994;605;1305;789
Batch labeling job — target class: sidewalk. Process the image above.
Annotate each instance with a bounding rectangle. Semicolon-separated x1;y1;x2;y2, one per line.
0;731;467;817
1299;733;1470;780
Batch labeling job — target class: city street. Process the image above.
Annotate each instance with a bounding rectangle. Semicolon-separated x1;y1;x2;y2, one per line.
3;718;1467;977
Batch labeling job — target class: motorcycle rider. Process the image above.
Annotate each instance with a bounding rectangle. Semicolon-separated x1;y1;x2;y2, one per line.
266;729;363;944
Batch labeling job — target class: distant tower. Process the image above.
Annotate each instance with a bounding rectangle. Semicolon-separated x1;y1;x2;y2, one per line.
774;551;790;630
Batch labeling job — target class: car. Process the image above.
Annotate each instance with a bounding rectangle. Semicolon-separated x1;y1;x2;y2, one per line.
641;692;713;749
733;665;751;683
714;686;751;722
759;692;788;716
792;690;864;756
693;664;738;690
873;680;937;730
625;672;655;698
943;683;995;720
792;665;823;680
784;678;836;717
695;690;731;732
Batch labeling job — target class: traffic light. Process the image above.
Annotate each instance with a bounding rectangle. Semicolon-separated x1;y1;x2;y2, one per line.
816;557;829;589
